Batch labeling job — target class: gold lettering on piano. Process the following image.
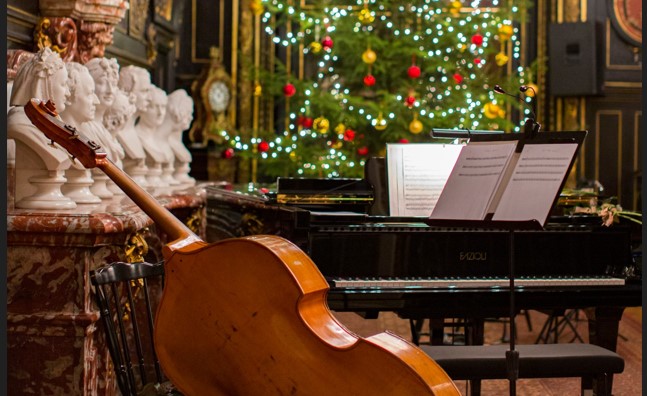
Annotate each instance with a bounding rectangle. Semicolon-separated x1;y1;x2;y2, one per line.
459;251;487;261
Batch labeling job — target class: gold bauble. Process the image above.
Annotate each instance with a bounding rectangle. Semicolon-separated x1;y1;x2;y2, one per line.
449;1;462;16
523;83;539;97
409;118;424;134
358;8;375;24
331;140;343;149
361;49;377;64
334;123;346;135
498;24;514;41
483;102;502;119
310;42;322;54
374;112;387;131
249;0;264;16
495;52;509;66
313;116;330;134
289;151;297;161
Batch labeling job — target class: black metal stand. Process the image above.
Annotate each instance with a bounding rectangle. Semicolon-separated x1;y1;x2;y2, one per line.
506;230;519;396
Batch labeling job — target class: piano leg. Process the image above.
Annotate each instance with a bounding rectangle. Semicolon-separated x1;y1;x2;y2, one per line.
584;306;626;395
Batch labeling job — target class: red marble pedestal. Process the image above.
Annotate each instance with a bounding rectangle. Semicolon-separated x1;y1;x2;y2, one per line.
7;189;206;395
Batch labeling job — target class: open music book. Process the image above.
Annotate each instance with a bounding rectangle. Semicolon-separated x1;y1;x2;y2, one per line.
386;143;464;217
428;132;585;227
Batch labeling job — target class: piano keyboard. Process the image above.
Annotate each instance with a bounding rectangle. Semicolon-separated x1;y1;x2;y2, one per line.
331;276;626;289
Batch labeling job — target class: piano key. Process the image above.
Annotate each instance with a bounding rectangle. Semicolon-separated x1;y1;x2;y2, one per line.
330;276;625;289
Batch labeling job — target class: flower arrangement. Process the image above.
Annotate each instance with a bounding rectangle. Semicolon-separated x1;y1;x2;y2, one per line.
573;197;642;226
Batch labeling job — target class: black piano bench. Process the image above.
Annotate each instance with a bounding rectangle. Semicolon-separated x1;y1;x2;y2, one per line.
420;343;624;396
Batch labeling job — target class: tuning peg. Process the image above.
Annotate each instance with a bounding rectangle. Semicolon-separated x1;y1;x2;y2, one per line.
49;140;56;147
69;154;76;164
44;100;58;115
64;124;78;135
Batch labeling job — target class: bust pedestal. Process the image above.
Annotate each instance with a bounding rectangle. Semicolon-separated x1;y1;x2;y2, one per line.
7;189;205;395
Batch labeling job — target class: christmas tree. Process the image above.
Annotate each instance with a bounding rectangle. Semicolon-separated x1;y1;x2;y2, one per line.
227;0;535;180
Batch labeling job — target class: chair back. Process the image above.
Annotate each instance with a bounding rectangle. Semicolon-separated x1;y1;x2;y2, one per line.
90;261;168;395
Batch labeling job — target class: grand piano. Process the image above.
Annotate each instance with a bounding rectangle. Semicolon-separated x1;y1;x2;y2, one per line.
204;161;641;356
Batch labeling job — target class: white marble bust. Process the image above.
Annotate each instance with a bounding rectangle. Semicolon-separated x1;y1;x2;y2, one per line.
164;89;196;187
136;85;169;187
117;65;152;187
8;47;76;209
103;88;138;195
103;89;137;136
83;57;125;198
59;62;102;204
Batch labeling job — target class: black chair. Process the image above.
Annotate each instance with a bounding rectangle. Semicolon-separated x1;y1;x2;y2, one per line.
420;343;624;396
90;261;181;396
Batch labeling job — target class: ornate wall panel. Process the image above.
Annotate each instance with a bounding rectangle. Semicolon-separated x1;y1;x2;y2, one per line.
547;0;642;210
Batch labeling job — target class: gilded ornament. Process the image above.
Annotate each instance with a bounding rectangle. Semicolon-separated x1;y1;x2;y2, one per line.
313;117;330;134
483;102;504;119
361;49;377;64
374;112;388;131
495;52;509;66
409;117;423;134
498;24;514;41
254;83;263;96
523;83;539;97
358;8;375;24
334;123;346;135
250;0;264;16
185;208;204;235
309;41;322;54
124;229;149;263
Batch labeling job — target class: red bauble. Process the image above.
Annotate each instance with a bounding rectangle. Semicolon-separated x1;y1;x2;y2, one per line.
452;73;463;84
405;95;416;107
363;74;376;86
283;83;296;97
474;57;482;65
222;147;235;159
302;117;313;128
357;146;369;156
398;138;409;143
258;141;270;152
471;33;484;46
407;65;421;79
322;36;334;50
343;129;356;141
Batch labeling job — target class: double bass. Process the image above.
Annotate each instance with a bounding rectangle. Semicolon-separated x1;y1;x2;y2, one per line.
25;98;460;395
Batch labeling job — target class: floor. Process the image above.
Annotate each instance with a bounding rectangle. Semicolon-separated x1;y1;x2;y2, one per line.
332;307;642;395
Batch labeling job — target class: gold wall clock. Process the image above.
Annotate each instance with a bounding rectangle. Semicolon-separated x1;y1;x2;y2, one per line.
608;0;642;46
190;46;234;145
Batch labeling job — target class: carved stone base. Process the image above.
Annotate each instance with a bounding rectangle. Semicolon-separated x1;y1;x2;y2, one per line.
7;189;206;395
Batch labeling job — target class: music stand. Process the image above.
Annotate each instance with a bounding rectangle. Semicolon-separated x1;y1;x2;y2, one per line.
426;130;587;395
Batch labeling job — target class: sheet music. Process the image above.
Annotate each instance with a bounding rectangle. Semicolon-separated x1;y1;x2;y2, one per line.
429;141;518;220
387;143;463;217
492;143;578;223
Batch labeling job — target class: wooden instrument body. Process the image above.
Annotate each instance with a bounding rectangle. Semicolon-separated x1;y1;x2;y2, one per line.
156;235;459;395
24;99;460;396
